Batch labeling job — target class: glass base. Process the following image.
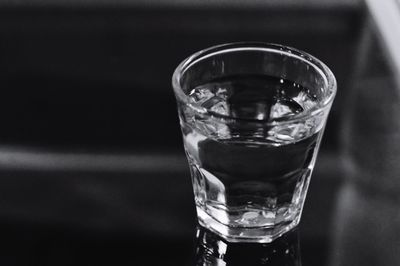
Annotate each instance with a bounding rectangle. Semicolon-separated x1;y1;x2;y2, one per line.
197;207;301;243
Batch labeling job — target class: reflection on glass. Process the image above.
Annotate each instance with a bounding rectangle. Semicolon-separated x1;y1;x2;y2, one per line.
193;225;301;266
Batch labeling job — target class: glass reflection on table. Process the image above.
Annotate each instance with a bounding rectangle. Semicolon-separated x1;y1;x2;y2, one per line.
193;225;301;266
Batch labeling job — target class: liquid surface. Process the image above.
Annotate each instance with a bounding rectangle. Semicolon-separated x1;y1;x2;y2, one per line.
179;75;326;239
189;75;317;121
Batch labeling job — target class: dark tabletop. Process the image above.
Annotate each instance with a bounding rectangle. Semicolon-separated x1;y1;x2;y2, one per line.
0;221;326;265
0;167;397;266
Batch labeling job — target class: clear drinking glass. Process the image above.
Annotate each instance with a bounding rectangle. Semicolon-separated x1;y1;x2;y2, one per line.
172;42;336;243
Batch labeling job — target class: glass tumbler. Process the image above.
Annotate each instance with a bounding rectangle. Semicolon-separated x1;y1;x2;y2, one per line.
172;43;336;242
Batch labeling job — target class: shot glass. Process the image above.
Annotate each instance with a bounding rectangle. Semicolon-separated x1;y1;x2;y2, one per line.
172;42;336;243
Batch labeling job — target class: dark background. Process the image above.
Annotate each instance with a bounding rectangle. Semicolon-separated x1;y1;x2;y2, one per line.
0;0;398;265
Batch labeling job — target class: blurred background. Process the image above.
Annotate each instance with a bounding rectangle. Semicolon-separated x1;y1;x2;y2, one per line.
0;0;399;265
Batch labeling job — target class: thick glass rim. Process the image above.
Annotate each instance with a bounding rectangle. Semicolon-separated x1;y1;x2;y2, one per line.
172;42;337;124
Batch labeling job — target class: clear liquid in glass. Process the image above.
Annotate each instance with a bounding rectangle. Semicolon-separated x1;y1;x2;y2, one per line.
179;75;325;242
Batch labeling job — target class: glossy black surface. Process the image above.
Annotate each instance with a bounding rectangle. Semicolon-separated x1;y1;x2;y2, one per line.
0;221;319;266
